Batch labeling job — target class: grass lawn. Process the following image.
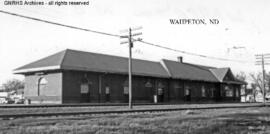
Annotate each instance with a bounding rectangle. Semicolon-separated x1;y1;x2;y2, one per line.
0;107;270;134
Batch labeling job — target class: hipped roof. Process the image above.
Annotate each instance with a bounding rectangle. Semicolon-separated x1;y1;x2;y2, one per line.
14;49;246;85
14;49;170;78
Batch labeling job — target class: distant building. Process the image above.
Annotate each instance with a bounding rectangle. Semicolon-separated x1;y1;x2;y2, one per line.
0;86;4;91
14;49;246;104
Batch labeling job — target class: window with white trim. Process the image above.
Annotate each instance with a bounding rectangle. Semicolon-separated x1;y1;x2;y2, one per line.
158;88;163;95
145;81;152;88
80;84;89;93
185;86;190;96
105;86;110;94
201;86;206;97
124;86;129;94
80;78;89;94
225;86;233;97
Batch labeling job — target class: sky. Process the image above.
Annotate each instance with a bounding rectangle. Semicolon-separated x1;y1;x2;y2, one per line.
0;0;270;85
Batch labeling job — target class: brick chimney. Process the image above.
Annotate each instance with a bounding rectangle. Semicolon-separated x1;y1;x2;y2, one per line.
177;56;183;63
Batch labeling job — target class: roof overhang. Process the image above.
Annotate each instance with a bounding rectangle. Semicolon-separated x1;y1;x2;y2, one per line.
222;80;246;85
13;65;61;74
61;65;170;78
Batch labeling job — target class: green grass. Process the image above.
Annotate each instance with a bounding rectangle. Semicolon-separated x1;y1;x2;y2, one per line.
0;107;270;134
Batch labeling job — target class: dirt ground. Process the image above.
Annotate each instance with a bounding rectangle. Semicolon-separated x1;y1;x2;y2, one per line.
0;107;270;134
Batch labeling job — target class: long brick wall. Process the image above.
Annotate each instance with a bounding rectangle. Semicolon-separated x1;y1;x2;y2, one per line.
23;70;241;104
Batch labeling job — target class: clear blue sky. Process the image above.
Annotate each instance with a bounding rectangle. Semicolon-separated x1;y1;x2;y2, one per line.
0;0;270;85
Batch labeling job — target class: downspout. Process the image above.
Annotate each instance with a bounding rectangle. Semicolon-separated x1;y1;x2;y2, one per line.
98;75;101;103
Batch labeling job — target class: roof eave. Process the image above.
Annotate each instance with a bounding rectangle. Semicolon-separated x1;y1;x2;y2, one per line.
221;81;246;85
13;65;61;74
60;65;170;78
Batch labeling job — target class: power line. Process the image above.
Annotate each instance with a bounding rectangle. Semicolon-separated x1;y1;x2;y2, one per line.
0;10;120;37
139;40;251;63
0;10;252;63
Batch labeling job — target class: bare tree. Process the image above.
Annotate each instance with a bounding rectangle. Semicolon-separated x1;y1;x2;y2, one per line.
249;72;270;102
1;79;24;92
249;72;263;94
236;71;247;81
250;83;257;102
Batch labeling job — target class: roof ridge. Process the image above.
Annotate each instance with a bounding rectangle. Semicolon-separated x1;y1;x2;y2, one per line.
162;59;215;71
160;60;172;77
67;49;161;64
183;62;215;71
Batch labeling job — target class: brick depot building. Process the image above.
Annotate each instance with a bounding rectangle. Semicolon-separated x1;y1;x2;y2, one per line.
14;49;246;104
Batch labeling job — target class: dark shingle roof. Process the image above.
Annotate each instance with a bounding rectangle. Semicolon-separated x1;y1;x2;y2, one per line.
14;49;170;78
60;49;169;77
161;59;219;82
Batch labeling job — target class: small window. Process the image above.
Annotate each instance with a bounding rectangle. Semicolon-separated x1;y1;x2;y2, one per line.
105;86;110;94
185;86;190;96
225;86;233;97
124;86;129;94
158;88;163;95
38;77;47;96
145;81;152;88
201;86;206;97
80;77;89;94
123;79;129;94
80;84;89;93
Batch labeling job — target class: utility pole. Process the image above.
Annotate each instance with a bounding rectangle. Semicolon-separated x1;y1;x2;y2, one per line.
255;53;270;106
120;26;142;109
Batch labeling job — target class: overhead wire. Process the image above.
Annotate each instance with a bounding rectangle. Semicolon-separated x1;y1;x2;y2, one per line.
0;9;253;63
0;10;120;37
138;40;252;63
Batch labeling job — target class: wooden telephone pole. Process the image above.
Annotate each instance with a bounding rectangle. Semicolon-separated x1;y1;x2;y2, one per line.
120;27;142;109
255;53;270;105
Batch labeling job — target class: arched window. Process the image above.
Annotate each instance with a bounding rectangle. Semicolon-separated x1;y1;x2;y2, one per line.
38;77;47;96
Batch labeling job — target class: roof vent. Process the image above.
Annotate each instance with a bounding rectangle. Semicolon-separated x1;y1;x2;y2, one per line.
177;56;183;63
